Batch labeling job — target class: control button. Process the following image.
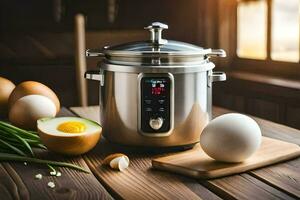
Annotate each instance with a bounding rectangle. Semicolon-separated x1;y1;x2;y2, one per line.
145;107;152;112
158;107;165;112
144;99;152;104
149;117;164;130
158;99;165;104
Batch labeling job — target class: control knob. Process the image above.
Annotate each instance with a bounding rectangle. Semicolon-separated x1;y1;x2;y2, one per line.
149;117;163;130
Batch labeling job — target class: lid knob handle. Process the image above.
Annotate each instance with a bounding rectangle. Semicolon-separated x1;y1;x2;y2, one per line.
145;22;168;46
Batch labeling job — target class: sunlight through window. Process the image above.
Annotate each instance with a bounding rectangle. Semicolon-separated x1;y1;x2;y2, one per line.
237;0;267;59
271;0;299;62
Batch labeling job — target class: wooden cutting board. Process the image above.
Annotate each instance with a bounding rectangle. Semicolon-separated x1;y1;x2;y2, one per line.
152;136;300;179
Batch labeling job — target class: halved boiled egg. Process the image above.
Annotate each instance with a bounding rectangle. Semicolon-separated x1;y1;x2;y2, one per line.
37;117;101;155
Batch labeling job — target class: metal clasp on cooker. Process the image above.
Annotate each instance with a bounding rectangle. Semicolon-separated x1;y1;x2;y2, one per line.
206;49;227;58
86;45;109;57
86;48;105;57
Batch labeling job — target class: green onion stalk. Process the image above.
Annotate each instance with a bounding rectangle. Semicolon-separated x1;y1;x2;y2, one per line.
0;121;89;173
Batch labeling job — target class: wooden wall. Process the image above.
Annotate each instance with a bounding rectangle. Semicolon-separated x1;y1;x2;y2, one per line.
213;71;300;130
0;0;204;44
0;0;208;107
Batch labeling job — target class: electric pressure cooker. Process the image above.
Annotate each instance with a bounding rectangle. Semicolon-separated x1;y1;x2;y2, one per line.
85;22;226;147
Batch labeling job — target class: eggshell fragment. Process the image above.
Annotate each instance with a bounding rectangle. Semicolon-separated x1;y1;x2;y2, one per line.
47;182;55;188
35;174;43;180
9;95;57;130
103;153;129;171
200;113;262;163
103;153;128;164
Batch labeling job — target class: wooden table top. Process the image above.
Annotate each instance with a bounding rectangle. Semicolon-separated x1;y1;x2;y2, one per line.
1;106;300;200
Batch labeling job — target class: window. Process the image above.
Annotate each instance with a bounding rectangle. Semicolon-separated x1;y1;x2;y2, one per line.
237;0;299;63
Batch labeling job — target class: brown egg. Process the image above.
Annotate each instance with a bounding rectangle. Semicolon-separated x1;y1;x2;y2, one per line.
0;77;15;117
9;95;57;130
8;81;60;113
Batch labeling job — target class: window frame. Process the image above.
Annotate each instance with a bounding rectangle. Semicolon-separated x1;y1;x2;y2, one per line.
230;0;300;79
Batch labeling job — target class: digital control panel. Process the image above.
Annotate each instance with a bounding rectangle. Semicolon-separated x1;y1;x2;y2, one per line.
140;75;172;134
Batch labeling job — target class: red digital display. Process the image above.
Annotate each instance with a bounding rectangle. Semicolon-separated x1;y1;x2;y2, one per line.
151;82;166;95
152;86;165;95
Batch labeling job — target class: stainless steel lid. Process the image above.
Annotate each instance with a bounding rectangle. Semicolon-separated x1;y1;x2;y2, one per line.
86;22;226;66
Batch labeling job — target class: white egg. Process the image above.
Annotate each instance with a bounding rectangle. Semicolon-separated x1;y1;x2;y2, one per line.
9;95;57;130
200;113;262;163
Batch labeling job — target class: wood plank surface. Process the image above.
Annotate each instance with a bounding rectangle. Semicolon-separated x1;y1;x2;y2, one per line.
0;108;112;200
70;107;221;200
71;106;299;200
204;174;294;200
249;158;300;199
152;137;300;179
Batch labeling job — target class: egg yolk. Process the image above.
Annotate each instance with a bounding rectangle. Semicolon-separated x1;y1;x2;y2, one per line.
57;121;86;133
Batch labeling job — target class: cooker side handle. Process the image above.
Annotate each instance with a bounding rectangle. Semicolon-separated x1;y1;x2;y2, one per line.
210;71;226;82
85;70;105;86
208;71;226;87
